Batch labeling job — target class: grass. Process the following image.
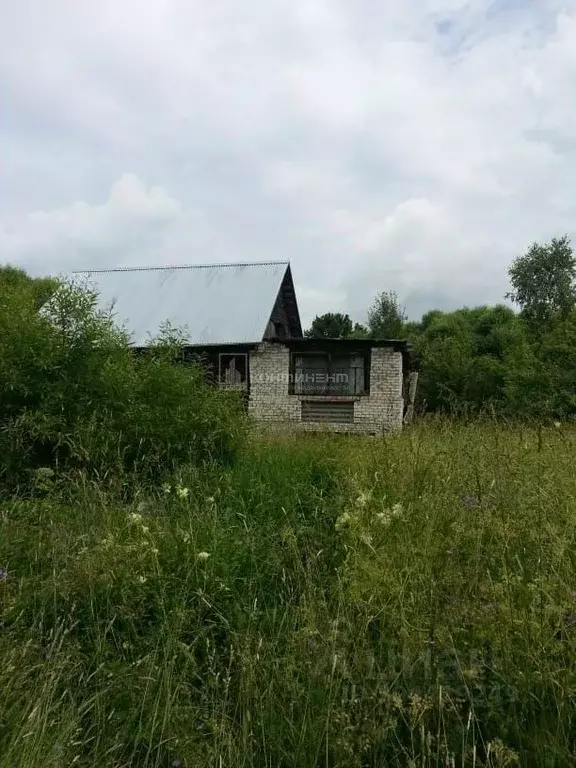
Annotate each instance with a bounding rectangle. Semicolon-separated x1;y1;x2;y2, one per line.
0;418;574;767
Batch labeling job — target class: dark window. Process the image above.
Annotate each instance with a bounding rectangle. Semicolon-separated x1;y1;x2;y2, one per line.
273;321;286;338
291;352;369;395
219;353;247;386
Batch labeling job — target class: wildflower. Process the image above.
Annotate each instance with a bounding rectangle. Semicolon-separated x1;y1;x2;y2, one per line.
206;496;215;504
171;759;183;768
0;568;7;582
356;490;372;507
150;547;159;555
176;485;189;500
137;575;147;584
461;493;479;508
128;512;143;523
554;421;561;429
196;551;210;562
360;532;373;547
376;502;403;527
141;526;150;535
162;483;172;495
391;502;403;517
335;512;352;532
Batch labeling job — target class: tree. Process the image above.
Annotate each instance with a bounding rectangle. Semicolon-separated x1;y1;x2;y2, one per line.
0;268;244;492
506;235;576;327
349;322;369;339
412;305;533;414
367;290;407;339
304;312;354;339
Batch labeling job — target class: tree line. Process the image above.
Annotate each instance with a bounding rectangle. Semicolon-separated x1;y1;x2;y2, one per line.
305;235;576;419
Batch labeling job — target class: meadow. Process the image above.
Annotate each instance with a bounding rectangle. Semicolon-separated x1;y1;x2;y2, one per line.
0;418;574;768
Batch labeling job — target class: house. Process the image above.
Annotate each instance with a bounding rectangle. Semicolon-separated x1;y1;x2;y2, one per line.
73;262;417;433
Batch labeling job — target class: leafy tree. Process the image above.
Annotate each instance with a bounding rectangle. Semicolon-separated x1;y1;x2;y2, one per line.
0;269;244;493
412;305;532;414
367;290;407;339
349;322;370;339
506;235;576;327
305;312;354;339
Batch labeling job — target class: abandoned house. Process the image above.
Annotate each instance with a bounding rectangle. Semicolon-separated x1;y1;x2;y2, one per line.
73;262;417;433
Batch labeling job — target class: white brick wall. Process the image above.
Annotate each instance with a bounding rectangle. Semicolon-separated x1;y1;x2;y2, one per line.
248;343;404;434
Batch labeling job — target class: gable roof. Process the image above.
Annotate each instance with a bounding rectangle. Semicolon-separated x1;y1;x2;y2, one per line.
72;261;301;346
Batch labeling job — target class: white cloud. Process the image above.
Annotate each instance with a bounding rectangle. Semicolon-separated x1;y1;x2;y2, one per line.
1;175;184;273
1;0;576;327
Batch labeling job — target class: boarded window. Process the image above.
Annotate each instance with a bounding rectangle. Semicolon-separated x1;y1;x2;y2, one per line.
301;401;354;423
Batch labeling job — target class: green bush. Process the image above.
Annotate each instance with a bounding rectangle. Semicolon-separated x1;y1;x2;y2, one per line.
0;267;245;493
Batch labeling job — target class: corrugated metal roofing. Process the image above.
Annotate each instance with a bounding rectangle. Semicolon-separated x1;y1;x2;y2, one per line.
72;261;290;346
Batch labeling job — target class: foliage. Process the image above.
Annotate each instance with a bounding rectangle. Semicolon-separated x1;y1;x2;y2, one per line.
0;423;574;767
506;235;576;328
367;289;407;339
330;235;576;420
304;312;354;338
403;301;576;420
0;268;245;493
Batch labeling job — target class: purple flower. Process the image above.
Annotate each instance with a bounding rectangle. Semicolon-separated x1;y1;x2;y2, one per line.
461;494;479;508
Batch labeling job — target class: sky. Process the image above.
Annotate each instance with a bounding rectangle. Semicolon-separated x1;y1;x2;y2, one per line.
1;0;576;326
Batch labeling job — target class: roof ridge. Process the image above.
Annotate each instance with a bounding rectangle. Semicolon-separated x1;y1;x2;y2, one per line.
73;261;289;274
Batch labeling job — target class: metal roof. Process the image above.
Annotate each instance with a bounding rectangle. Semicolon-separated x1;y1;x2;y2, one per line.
71;261;291;346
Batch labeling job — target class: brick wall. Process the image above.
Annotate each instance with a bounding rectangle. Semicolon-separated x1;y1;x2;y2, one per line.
248;343;404;434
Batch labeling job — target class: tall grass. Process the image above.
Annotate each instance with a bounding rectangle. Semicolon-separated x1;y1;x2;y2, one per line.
0;418;574;767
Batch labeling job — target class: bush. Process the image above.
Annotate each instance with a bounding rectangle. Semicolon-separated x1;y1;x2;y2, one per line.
0;267;245;493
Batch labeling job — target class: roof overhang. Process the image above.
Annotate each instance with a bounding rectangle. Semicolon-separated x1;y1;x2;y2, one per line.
279;337;410;352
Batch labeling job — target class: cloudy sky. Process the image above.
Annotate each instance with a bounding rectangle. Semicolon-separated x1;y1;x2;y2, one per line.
2;0;576;325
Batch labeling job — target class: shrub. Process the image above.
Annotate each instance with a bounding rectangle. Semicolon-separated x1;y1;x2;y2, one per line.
0;267;245;493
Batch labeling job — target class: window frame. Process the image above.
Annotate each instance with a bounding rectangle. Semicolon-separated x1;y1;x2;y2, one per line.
218;352;248;386
289;350;370;396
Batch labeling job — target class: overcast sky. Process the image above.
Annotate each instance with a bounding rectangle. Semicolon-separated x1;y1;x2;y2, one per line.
2;1;576;326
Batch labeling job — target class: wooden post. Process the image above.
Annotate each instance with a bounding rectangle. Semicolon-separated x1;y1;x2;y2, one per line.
403;372;419;424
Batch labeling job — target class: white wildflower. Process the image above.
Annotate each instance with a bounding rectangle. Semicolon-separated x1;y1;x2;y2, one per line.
376;502;403;528
162;483;172;495
150;547;159;555
141;526;150;535
391;502;403;518
128;512;143;523
335;512;352;532
376;511;391;527
176;485;189;500
360;533;373;547
137;575;147;584
356;490;372;508
554;421;561;429
197;551;210;562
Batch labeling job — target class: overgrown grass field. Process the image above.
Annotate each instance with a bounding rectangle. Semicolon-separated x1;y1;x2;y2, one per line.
0;419;574;767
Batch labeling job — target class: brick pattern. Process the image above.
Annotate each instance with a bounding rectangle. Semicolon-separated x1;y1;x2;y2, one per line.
248;343;405;434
